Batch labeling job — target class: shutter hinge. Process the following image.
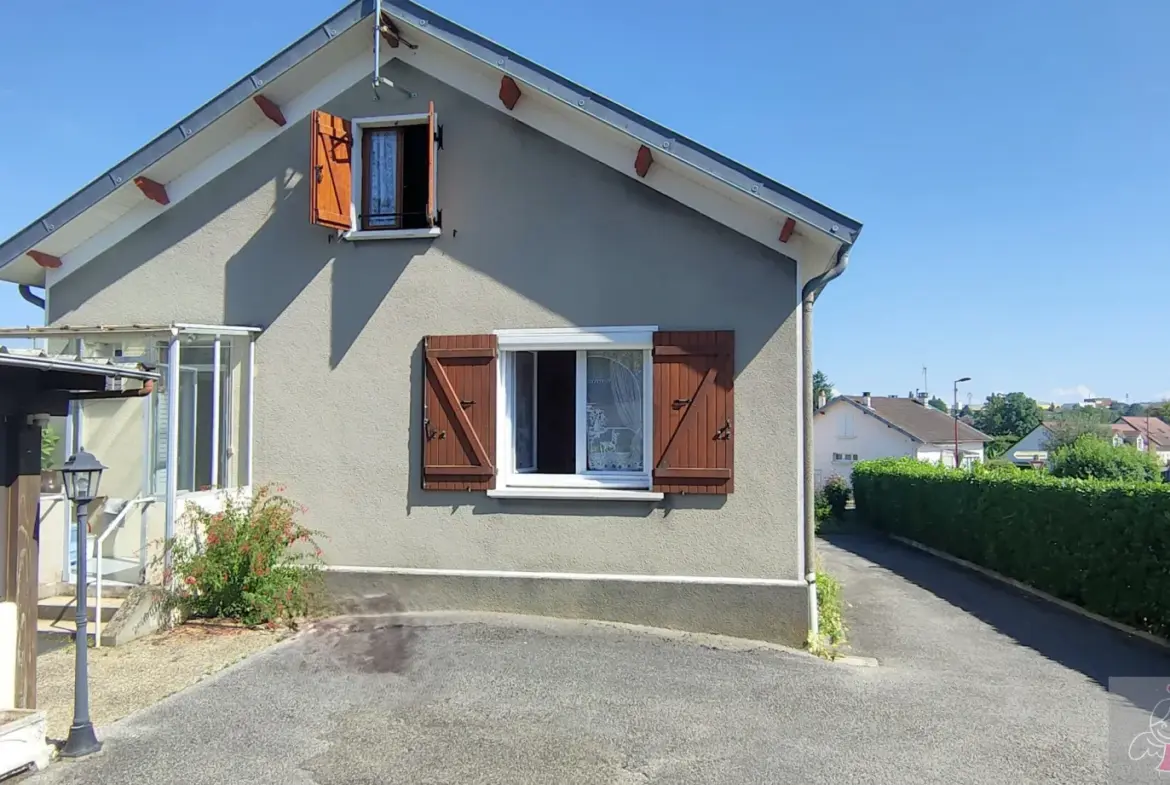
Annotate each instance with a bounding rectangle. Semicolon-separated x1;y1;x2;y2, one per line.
434;124;443;150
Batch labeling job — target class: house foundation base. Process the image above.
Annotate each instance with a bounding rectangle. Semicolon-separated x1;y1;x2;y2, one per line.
322;569;811;647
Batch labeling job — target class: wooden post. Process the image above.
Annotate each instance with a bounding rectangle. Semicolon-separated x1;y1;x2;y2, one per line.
2;415;42;709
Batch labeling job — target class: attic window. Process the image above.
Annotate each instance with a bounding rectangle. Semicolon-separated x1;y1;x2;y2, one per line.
309;104;440;239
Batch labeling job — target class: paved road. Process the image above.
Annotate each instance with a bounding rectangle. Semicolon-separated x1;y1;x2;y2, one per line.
31;535;1170;784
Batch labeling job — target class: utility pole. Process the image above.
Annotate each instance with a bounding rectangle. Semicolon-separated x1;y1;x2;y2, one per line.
953;377;971;468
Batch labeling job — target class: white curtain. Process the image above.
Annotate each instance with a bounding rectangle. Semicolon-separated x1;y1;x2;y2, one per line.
367;131;399;227
586;351;644;472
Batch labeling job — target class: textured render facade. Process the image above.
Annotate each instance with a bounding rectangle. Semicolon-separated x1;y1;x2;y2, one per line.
45;61;812;642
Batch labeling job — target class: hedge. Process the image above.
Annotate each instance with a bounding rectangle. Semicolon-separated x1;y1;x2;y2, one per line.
851;457;1170;638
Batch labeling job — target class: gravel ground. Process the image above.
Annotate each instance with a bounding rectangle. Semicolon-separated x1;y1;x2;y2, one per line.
27;535;1170;784
36;622;287;740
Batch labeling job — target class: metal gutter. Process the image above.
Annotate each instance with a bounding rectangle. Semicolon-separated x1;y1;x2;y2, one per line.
0;0;862;275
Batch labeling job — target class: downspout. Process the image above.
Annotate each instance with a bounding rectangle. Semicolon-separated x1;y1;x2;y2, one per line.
18;285;46;310
800;242;851;639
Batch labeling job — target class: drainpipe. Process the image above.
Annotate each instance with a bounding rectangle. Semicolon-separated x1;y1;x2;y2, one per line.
801;242;851;638
18;285;45;310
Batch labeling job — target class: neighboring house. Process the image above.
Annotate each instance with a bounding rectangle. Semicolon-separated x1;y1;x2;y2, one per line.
0;2;862;646
1112;416;1170;467
1001;422;1058;467
1003;416;1170;469
814;393;990;486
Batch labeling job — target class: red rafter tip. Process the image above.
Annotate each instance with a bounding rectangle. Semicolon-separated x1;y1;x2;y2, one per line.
634;145;654;178
27;250;62;269
134;177;170;206
253;94;286;126
499;75;521;110
779;217;796;243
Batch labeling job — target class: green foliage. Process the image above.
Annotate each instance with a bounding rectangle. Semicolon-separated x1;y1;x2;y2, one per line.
813;488;832;531
822;474;850;519
1050;435;1163;483
852;457;1170;637
1042;416;1112;451
927;396;948;413
40;427;60;471
813;370;832;406
807;558;847;658
984;434;1018;460
973;392;1042;438
166;485;324;628
1147;402;1170;422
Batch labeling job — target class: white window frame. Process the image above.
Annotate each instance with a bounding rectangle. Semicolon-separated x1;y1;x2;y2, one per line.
490;326;661;501
344;112;442;242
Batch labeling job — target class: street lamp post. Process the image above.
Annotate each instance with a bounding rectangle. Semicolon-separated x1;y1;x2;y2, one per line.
953;377;971;469
58;448;107;759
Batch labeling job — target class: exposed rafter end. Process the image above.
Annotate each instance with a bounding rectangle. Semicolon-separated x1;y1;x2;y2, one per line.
134;177;170;206
380;11;418;49
779;217;796;243
252;94;286;126
634;145;654;179
27;250;62;269
499;75;521;111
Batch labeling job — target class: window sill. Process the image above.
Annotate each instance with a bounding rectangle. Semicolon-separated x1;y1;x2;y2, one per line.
343;227;442;241
487;487;664;502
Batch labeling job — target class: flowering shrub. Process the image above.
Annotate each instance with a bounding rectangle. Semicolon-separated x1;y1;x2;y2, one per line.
166;485;324;628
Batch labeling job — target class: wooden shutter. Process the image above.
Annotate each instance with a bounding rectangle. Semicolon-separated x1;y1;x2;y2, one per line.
426;101;437;226
652;331;735;494
309;109;352;230
422;335;497;490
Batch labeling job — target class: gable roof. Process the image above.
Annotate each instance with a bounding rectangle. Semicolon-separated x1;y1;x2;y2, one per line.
0;0;862;288
1116;415;1170;447
825;396;991;444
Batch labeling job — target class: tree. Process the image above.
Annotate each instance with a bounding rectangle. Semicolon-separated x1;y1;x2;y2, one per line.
1050;435;1162;483
1043;408;1114;450
927;396;948;413
1147;401;1170;423
973;392;1042;438
813;370;833;405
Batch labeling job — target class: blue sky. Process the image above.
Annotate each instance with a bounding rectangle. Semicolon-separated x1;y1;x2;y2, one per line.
0;0;1166;405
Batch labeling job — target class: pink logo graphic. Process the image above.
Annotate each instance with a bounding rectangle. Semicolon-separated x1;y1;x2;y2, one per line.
1129;685;1170;774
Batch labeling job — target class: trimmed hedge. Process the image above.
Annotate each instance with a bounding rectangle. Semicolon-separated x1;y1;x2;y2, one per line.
852;457;1170;637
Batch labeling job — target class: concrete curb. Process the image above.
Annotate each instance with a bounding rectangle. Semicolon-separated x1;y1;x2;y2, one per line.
888;534;1170;652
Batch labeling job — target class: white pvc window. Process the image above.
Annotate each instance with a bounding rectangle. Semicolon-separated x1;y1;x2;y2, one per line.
495;327;655;492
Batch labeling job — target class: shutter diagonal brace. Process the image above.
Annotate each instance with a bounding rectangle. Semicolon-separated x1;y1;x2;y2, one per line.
656;364;718;471
425;352;493;475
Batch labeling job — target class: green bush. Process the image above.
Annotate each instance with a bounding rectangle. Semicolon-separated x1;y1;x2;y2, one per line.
40;427;60;470
167;485;324;628
816;560;847;646
822;474;850;519
852;457;1170;637
1050;435;1163;482
813;488;832;530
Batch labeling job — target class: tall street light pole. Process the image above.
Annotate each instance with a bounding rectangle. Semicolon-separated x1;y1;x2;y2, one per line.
954;377;971;469
59;448;107;759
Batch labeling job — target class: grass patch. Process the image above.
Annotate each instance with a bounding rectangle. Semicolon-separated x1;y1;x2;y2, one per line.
807;558;848;660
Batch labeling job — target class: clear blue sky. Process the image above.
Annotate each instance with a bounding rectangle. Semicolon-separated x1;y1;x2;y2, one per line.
1;0;1166;405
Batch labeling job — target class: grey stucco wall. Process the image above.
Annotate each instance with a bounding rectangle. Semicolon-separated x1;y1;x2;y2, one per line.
48;60;802;581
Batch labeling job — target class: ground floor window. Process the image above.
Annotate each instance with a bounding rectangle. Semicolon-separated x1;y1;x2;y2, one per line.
496;327;654;491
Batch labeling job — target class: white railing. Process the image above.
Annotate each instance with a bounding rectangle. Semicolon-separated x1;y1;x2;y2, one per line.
94;497;154;647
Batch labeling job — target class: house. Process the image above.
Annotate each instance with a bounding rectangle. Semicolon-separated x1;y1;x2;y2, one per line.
814;392;990;485
1002;416;1169;469
1001;422;1058;467
0;2;862;646
1112;416;1170;467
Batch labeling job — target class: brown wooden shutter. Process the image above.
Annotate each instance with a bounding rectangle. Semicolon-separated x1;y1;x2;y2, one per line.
309;109;352;230
422;334;497;490
652;331;735;494
426;101;437;226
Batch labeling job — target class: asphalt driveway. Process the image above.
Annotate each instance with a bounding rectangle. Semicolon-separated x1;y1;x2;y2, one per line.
31;535;1170;784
